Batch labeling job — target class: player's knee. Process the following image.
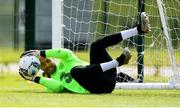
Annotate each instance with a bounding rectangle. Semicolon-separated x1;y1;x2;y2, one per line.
90;42;97;49
90;41;100;51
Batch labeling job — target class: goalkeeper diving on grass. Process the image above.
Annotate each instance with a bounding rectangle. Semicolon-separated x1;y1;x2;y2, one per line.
19;12;150;94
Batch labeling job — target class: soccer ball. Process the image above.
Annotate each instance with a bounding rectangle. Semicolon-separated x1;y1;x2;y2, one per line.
19;55;41;77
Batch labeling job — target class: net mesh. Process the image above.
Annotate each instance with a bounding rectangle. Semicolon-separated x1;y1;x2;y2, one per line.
62;0;180;83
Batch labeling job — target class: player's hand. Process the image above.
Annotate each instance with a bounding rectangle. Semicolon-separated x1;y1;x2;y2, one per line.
20;50;40;58
19;71;36;81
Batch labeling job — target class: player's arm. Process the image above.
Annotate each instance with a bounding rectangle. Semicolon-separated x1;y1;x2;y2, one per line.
20;48;74;60
19;73;64;93
34;76;64;93
40;48;75;60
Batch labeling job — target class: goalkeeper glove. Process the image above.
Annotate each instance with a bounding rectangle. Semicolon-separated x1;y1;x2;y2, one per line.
19;72;41;83
19;71;36;81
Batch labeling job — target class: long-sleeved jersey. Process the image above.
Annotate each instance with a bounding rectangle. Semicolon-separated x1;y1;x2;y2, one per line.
38;48;89;93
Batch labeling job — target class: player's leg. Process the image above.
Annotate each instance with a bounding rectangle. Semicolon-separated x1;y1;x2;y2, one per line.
87;34;122;93
88;12;150;82
89;32;122;64
90;12;150;64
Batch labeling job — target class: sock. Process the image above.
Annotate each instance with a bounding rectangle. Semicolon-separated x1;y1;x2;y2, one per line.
121;27;138;40
100;60;119;72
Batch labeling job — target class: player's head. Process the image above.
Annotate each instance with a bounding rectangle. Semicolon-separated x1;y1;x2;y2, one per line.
39;57;56;74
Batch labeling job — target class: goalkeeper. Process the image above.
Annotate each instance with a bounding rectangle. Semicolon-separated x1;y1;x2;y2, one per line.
19;12;150;94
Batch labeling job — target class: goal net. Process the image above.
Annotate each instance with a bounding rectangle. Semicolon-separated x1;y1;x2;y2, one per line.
54;0;180;89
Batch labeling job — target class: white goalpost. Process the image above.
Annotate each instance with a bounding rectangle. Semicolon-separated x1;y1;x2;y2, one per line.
157;0;179;86
52;0;64;48
52;0;180;89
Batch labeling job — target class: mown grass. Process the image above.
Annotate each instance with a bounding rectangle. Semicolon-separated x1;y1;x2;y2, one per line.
0;74;180;107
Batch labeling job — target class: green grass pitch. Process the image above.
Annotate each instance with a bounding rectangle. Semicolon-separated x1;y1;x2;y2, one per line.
0;74;180;107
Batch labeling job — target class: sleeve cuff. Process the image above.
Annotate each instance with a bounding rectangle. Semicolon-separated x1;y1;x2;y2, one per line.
40;50;46;58
33;76;41;83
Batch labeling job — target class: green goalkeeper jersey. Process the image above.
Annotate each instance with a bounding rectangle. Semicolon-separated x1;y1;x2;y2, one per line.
38;48;89;93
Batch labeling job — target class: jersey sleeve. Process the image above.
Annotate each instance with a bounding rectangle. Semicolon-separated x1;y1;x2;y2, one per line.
43;48;75;60
39;77;64;93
